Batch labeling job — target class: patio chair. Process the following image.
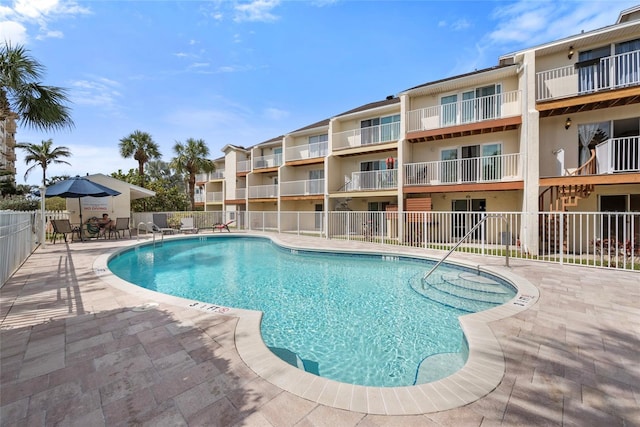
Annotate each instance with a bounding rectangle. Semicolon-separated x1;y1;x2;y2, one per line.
152;213;175;235
51;219;81;244
212;220;234;232
112;217;131;239
180;217;199;234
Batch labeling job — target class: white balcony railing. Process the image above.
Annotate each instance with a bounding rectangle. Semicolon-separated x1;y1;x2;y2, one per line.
286;141;328;162
339;169;398;192
254;153;283;169
404;153;521;185
536;49;640;101
333;122;401;150
194;193;204;203
406;90;521;133
206;192;223;202
280;179;325;196
237;160;251;172
248;184;278;198
596;136;640;174
196;171;225;181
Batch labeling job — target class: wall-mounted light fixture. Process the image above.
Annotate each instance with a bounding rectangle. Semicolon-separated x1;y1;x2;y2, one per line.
568;46;574;59
565;117;572;130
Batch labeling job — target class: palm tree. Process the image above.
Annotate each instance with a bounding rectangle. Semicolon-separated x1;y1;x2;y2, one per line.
16;139;71;186
118;130;161;188
170;138;214;210
0;42;73;131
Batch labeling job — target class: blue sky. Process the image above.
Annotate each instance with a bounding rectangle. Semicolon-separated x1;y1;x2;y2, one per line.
2;0;638;186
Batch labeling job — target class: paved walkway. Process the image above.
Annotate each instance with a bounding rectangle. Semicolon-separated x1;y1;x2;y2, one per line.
1;234;638;426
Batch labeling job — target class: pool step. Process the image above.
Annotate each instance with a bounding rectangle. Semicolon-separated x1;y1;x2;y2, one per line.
268;347;320;375
415;352;466;384
413;272;514;313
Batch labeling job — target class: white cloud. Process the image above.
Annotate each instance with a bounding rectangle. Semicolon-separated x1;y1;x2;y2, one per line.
35;28;63;40
0;0;91;44
189;62;210;69
0;20;28;44
263;107;289;120
452;19;470;31
14;0;58;19
70;77;122;111
487;0;638;47
234;0;280;23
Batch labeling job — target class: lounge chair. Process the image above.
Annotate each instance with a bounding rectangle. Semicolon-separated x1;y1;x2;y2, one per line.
112;217;131;239
152;213;175;235
212;220;234;232
180;217;199;234
51;219;81;244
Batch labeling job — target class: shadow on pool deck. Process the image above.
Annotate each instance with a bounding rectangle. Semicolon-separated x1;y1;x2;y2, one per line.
1;234;639;426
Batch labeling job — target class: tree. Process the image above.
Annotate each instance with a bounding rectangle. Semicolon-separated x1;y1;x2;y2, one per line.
110;168;189;212
170;138;214;210
0;42;73;132
16;139;71;186
118;130;161;188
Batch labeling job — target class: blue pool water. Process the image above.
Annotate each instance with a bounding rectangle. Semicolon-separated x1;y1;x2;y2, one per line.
108;236;516;387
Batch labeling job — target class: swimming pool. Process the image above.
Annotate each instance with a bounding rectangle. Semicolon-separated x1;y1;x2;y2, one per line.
108;236;516;387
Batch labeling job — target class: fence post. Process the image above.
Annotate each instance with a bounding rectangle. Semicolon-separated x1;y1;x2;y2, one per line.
559;211;564;265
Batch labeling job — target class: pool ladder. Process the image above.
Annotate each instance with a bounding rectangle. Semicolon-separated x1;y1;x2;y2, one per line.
137;221;164;245
422;214;509;289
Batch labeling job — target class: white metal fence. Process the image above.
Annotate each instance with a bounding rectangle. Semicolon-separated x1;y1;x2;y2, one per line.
0;210;70;286
2;209;637;288
131;210;639;271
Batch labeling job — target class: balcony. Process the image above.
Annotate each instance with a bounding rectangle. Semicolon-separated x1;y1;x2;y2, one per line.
196;171;225;182
253;154;282;170
339;169;397;192
406;90;521;135
404;153;522;186
248;184;278;198
194;193;204;203
596;136;639;174
235;188;246;199
333;122;400;151
281;179;325;196
237;160;251;173
536;49;640;102
286;141;328;162
206;192;223;203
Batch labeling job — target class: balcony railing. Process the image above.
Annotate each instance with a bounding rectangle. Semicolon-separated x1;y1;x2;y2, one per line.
536;49;640;101
339;169;398;192
235;188;246;199
280;179;325;196
286;141;328;162
596;136;640;174
405;153;521;185
206;192;223;202
237;160;251;172
254;154;283;169
248;184;278;198
333;122;400;150
194;194;204;203
196;171;225;182
406;90;521;133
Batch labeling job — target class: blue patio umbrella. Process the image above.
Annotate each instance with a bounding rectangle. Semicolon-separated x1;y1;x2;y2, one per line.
41;176;121;240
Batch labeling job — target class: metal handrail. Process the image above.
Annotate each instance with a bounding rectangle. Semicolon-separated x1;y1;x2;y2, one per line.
422;214;509;289
137;221;164;245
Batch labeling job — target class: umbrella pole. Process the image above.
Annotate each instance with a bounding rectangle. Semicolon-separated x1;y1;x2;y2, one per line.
79;197;84;241
40;185;46;248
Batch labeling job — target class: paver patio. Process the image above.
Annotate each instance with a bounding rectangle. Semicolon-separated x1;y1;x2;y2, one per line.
1;233;638;426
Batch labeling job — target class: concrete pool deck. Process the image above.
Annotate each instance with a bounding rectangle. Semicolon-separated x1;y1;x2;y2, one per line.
1;233;639;426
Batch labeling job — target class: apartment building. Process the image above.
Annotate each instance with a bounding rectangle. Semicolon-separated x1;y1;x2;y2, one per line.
0;110;18;186
198;5;639;251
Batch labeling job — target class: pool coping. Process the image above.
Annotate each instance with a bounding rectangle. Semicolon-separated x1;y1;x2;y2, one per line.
93;233;539;416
